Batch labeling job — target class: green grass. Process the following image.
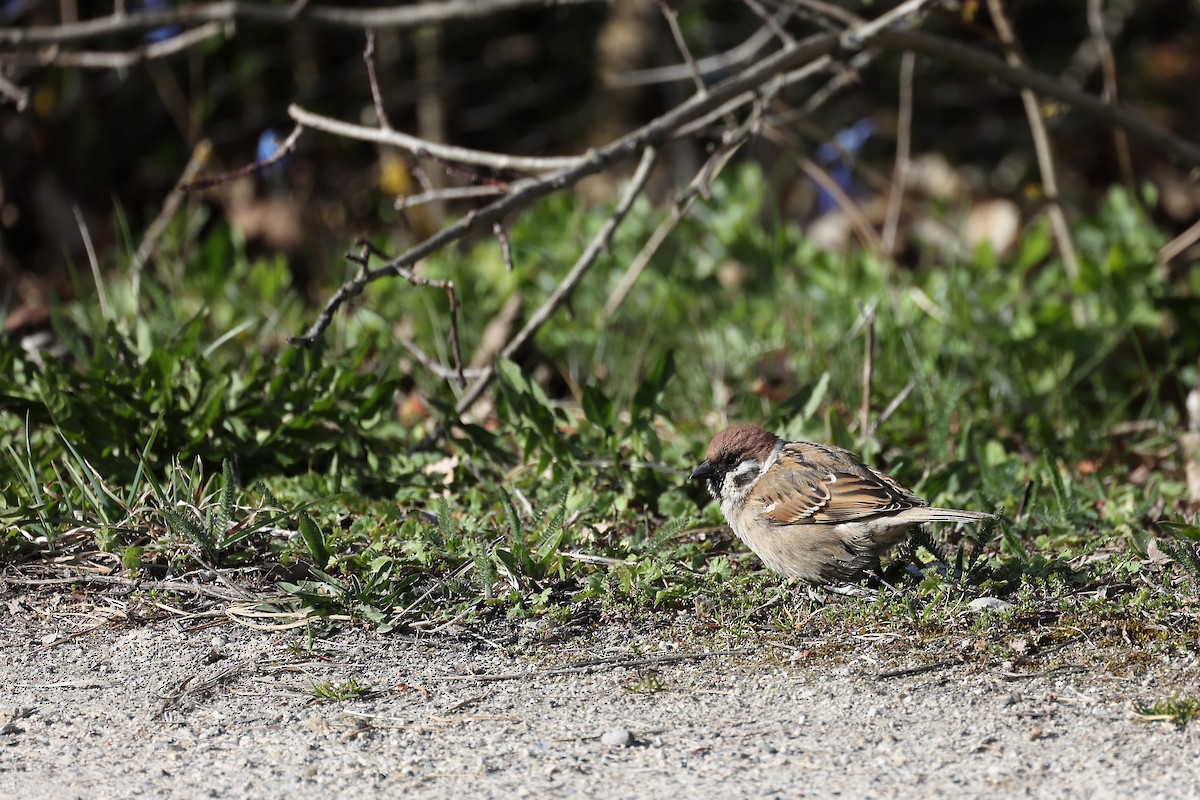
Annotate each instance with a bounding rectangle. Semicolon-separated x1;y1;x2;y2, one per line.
309;676;374;702
1135;696;1200;727
1;165;1198;663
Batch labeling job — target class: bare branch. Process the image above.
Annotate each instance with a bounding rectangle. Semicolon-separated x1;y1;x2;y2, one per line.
493;223;515;274
291;31;849;347
0;22;226;69
454;146;660;417
657;0;707;96
396;185;507;210
287;104;583;174
363;30;391;132
0;0;607;46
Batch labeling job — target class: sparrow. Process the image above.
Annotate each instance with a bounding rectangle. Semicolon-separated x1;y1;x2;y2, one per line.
690;424;991;584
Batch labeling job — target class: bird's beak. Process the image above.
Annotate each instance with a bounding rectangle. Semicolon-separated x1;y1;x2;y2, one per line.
690;461;716;481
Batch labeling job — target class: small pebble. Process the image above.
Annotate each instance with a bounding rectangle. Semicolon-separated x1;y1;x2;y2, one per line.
600;728;633;747
968;597;1013;612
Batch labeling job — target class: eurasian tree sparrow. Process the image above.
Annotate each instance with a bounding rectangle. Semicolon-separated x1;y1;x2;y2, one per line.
691;424;991;584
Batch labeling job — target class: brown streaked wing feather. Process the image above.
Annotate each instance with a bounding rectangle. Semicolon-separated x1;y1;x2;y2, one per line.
755;442;925;525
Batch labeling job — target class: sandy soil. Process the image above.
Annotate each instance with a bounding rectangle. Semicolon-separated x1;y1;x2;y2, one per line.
2;596;1198;799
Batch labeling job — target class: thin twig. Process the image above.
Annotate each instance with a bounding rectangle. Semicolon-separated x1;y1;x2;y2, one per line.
287;104;581;173
181;124;303;191
778;139;883;253
985;0;1084;323
396;184;506;210
0;0;605;45
876;658;962;679
657;0;706;96
1159;217;1200;265
454;146;660;416
870;378;916;437
881;50;915;256
350;240;467;389
493;223;515;273
363;29;392;131
396;335;489;381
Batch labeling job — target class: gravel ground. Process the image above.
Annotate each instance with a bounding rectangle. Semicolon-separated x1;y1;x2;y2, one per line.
2;599;1198;799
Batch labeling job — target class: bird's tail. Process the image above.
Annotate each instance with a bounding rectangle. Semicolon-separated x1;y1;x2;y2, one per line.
914;507;993;524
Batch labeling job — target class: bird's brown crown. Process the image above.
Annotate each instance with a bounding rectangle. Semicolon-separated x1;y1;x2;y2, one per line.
705;424;780;465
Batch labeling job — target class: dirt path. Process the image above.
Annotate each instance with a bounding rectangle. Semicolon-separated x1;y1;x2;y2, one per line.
2;604;1198;799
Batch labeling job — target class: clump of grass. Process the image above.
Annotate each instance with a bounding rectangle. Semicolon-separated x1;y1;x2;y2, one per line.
310;676;374;702
1135;696;1200;727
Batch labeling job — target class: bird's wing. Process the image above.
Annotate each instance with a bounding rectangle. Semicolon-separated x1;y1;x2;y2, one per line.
754;442;926;525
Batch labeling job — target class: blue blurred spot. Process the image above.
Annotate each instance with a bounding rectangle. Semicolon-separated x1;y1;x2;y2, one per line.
2;0;26;20
816;118;876;164
814;118;875;214
257;129;292;176
138;0;181;44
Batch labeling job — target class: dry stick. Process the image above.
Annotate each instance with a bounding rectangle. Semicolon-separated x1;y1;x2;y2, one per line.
0;0;605;45
1159;217;1200;265
1087;0;1136;193
363;29;392;131
454;147;659;416
787;145;884;254
881;50;915;256
493;223;515;273
396;184;506;210
985;0;1084;324
871;378;916;438
287;105;581;174
396;335;489;381
0;21;225;68
876;658;962;680
657;0;707;96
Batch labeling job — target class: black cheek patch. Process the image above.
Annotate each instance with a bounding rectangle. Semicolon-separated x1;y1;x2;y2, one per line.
731;469;759;489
